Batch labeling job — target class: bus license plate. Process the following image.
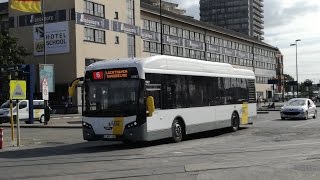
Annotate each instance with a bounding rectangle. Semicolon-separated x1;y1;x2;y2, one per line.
104;135;116;139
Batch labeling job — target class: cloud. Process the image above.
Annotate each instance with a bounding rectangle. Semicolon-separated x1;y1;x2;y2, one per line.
264;0;319;28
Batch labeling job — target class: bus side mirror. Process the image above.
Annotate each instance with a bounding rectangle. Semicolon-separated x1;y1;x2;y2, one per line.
147;96;155;117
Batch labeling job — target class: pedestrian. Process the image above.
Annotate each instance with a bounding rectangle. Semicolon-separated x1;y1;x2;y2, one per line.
64;100;69;114
257;96;262;109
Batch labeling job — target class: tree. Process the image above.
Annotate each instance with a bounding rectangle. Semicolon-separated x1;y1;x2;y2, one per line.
284;74;294;93
300;79;313;98
0;34;29;66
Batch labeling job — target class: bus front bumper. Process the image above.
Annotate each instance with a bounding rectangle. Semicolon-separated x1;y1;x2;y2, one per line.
83;122;147;142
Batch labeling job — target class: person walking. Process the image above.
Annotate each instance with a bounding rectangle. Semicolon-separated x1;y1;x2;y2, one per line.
257;96;262;109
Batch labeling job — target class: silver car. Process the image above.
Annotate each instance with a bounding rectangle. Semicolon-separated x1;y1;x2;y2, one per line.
280;98;317;120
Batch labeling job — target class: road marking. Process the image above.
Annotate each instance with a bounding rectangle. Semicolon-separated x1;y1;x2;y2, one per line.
64;117;71;119
52;118;60;120
292;120;319;127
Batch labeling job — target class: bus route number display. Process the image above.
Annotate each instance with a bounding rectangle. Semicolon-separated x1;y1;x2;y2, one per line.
106;69;129;79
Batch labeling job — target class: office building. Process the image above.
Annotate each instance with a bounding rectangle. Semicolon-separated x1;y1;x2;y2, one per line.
200;0;264;39
2;0;281;110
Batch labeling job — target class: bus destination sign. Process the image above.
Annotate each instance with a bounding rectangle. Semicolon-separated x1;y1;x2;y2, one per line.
106;69;129;79
90;68;139;81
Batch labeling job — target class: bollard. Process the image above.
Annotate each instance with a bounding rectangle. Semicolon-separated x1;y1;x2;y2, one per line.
0;128;3;149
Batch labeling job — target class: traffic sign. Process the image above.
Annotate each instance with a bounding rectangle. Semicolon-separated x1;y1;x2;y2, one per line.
42;78;49;100
10;80;26;100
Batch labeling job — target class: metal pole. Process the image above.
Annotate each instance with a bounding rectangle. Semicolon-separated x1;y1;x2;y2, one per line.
16;100;20;146
42;0;46;64
8;73;14;141
160;0;163;55
296;42;298;97
42;0;49;124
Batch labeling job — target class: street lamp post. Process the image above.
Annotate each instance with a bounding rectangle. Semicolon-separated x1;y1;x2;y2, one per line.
290;39;301;97
159;0;163;55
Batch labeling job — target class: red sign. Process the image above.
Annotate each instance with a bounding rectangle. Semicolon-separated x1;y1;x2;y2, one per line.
93;71;104;80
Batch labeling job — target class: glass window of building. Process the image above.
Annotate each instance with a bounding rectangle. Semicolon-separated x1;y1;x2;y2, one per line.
94;3;104;17
163;24;170;35
95;29;105;43
177;28;183;37
150;21;156;32
84;28;94;42
178;47;184;57
127;0;135;25
144;41;150;52
170;26;177;36
127;34;135;57
143;20;149;30
150;42;157;53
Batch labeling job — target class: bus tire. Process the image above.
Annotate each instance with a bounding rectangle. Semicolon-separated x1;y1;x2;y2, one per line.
172;119;184;143
230;112;240;132
40;115;45;123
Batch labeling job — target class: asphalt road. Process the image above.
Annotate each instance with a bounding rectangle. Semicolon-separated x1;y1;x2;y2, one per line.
1;110;320;180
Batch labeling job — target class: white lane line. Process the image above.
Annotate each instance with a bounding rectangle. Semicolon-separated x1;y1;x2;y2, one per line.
64;117;71;119
292;120;319;128
51;118;60;120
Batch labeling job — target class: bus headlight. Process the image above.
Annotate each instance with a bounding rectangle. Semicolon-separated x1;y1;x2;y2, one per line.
82;122;93;129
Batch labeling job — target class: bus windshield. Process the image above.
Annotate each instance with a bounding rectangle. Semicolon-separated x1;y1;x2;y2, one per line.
84;79;141;117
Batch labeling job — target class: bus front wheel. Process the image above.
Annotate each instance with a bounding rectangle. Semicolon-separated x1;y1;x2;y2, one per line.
230;112;240;132
172;119;184;143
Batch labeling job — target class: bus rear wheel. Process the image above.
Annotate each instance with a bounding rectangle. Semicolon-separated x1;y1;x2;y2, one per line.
172;119;184;143
230;112;240;132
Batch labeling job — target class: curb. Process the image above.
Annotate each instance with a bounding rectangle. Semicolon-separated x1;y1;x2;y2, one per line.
0;124;81;129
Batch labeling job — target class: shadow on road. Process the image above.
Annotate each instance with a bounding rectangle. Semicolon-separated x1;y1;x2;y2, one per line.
272;118;307;122
0;127;248;159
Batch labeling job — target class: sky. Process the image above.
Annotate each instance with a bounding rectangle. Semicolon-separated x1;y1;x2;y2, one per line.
1;0;320;83
170;0;320;83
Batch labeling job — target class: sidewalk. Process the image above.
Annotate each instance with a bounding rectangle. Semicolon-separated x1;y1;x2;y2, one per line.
0;114;82;128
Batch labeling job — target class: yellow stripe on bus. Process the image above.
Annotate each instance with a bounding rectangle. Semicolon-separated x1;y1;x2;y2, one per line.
241;102;249;125
113;117;124;135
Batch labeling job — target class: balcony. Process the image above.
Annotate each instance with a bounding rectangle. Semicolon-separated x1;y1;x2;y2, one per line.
253;21;264;29
253;27;264;35
253;3;264;12
253;15;264;24
253;9;264;18
254;0;264;7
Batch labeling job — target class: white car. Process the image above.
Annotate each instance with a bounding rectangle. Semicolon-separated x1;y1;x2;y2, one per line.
280;98;317;120
0;100;49;124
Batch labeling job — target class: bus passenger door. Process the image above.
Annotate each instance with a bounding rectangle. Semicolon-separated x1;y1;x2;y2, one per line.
146;84;161;111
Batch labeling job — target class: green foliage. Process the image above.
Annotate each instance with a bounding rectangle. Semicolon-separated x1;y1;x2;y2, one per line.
284;74;295;92
0;34;29;66
299;79;314;98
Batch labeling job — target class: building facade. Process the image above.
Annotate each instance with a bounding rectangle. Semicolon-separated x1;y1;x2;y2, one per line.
4;0;281;109
8;0;142;108
0;2;9;35
200;0;264;39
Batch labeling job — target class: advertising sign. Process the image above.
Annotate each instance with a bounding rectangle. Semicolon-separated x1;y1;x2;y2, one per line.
39;64;55;92
33;21;70;56
76;12;109;29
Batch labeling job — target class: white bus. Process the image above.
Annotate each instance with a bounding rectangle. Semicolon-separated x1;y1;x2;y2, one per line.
82;55;257;143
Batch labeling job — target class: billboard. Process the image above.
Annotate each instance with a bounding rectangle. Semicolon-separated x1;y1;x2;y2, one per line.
39;64;55;92
33;21;70;56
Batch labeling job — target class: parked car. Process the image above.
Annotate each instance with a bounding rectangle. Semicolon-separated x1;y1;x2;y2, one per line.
280;98;317;120
0;100;51;124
